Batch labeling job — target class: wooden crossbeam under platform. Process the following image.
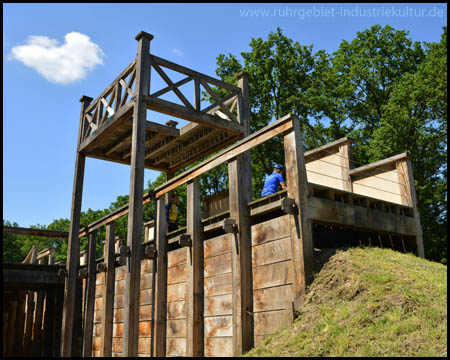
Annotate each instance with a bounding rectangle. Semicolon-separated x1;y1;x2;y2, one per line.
81;111;241;172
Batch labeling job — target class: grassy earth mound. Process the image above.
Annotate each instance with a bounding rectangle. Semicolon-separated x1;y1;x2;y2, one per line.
243;247;447;357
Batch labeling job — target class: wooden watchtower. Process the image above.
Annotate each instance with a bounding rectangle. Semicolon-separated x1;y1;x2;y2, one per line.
61;31;249;356
60;31;424;357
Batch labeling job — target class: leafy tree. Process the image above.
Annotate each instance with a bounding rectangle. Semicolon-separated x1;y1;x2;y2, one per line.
3;220;23;263
215;27;317;199
367;27;447;263
331;24;426;164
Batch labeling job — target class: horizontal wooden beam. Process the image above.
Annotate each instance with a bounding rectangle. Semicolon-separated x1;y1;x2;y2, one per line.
349;153;410;180
308;196;417;236
150;54;240;93
3;266;65;288
86;151;169;172
144;96;245;135
78;193;155;238
154;113;295;198
304;137;353;163
3;226;68;238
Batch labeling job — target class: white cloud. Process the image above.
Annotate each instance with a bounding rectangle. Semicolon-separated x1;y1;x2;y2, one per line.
172;48;183;57
10;32;104;84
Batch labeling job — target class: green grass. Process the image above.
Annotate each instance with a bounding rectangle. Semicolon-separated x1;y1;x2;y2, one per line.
243;247;447;357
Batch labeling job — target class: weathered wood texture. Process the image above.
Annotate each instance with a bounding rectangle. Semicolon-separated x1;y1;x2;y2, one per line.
203;191;230;218
186;179;204;356
203;233;233;357
101;223;116;356
153;197;168;356
396;159;424;257
251;215;294;345
350;153;410;206
83;231;97;356
284;118;314;306
165;247;188;357
61;96;92;356
228;71;253;356
122;31;152;357
3;226;68;238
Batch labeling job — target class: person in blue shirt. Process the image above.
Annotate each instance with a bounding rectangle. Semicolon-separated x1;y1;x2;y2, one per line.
261;164;287;197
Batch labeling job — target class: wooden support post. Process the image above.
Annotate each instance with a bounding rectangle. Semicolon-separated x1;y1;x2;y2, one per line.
24;246;37;354
153;197;168;356
186;179;204;357
101;222;116;357
61;95;92;356
123;31;153;357
284;116;314;307
229;71;253;356
15;291;27;355
194;78;201;110
33;258;45;356
82;230;97;356
396;159;425;258
339;140;353;192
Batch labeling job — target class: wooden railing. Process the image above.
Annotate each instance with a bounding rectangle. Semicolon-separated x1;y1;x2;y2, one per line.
79;53;243;145
80;59;137;143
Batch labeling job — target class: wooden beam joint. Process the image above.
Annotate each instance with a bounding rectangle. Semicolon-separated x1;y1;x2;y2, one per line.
281;197;297;214
97;263;107;273
178;234;192;247
78;268;88;279
222;218;238;233
143;245;157;259
119;245;131;265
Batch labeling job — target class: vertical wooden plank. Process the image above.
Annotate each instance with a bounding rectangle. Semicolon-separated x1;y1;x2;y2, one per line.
396;159;411;207
101;223;116;357
49;248;55;265
83;230;98;356
53;286;64;357
114;81;122;112
194;78;201;110
397;159;425;258
228;72;253;356
3;302;8;356
6;301;17;356
23;291;35;355
14;291;26;355
284;116;314;307
24;249;36;354
123;31;153;357
153;197;168;356
339;140;353;192
186;178;204;356
33;258;45;356
61;95;92;356
43;289;56;357
70;279;84;357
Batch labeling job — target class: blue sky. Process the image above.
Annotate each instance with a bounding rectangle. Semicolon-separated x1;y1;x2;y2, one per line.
3;3;447;228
